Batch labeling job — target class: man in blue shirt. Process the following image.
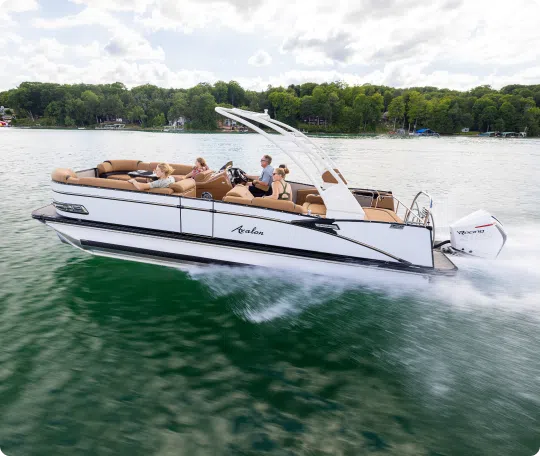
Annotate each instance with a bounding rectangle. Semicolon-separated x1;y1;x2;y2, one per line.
248;154;274;197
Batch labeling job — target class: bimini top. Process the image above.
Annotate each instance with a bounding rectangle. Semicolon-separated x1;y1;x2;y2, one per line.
215;107;365;220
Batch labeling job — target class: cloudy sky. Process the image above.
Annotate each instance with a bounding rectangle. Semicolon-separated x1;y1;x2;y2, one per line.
1;0;540;92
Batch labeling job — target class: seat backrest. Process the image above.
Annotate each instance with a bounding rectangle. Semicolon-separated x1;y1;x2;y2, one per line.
305;194;324;205
193;169;214;183
252;198;303;214
170;178;196;197
170;163;193;175
97;160;142;176
137;162;193;177
52;168;77;183
222;185;253;205
296;188;318;206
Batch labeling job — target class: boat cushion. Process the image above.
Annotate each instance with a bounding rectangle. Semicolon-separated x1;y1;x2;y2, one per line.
222;185;253;205
252;198;304;214
52;168;77;183
296;188;318;206
147;188;174;194
363;208;403;223
303;202;327;216
170;179;196;197
97;160;142;176
193;169;214;183
223;196;253;205
71;177;135;190
106;174;132;181
305;194;324;205
225;185;253;199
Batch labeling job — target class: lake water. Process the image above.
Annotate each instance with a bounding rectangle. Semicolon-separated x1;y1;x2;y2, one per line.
0;129;539;456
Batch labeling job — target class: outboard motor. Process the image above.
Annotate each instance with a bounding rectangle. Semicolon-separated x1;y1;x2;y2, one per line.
449;210;507;259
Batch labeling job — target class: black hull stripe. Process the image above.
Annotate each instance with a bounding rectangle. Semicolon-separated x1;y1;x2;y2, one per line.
33;210;454;275
81;240;238;266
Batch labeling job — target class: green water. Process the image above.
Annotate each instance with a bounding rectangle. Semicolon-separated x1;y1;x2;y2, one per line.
0;129;539;455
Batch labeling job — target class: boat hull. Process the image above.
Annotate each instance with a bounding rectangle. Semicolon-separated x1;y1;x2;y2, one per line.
33;205;456;283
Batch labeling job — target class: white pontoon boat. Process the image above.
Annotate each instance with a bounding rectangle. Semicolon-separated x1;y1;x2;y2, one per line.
32;108;507;280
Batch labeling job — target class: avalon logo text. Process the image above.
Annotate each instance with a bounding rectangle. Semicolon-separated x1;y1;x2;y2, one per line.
231;225;264;236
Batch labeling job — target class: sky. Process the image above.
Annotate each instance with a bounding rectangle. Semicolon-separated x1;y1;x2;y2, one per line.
1;0;540;92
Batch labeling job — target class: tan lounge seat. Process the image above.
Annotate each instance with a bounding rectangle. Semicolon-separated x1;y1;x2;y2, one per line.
296;188;319;206
51;168;195;197
223;185;254;205
363;208;403;223
252;198;304;214
301;201;403;223
97;160;143;181
96;160;195;181
302;202;327;216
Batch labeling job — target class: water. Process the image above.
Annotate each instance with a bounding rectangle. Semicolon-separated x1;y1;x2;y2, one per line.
0;129;539;456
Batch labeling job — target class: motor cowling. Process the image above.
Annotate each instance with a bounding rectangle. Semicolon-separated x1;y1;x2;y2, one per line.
449;210;507;259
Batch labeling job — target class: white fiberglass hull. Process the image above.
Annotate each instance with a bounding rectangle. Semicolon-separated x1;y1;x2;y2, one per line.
46;220;434;285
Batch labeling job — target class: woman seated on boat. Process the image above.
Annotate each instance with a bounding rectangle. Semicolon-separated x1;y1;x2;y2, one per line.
128;163;175;190
264;166;292;200
180;157;209;180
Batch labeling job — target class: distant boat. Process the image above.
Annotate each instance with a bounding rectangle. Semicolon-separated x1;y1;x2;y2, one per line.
414;128;440;137
78;127;86;130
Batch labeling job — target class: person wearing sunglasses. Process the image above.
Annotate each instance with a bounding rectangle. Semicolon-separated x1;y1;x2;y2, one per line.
264;166;292;200
248;154;274;197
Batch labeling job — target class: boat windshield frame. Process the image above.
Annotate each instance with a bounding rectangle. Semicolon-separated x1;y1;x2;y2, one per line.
215;107;365;220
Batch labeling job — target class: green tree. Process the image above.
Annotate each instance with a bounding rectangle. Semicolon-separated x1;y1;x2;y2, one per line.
189;93;216;130
499;102;517;131
388;96;405;129
406;91;428;130
268;91;300;124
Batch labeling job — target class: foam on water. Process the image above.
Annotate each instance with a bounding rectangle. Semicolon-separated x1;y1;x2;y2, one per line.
188;223;540;323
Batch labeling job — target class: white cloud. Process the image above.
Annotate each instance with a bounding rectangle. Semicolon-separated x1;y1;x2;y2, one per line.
20;38;66;60
2;0;540;93
248;50;272;67
0;0;39;13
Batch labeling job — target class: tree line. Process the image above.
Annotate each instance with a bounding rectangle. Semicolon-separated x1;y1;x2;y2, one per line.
2;80;540;135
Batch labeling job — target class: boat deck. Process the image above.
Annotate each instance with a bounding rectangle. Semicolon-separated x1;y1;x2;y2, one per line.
433;249;457;271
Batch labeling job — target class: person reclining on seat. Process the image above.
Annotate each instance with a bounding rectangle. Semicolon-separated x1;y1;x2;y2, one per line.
128;163;175;190
179;157;209;180
264;166;292;200
248;154;273;197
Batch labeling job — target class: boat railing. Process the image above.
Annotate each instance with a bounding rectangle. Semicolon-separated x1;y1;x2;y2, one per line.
374;191;435;242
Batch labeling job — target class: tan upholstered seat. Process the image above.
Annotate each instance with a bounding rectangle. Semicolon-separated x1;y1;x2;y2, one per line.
223;185;254;205
252;198;304;214
97;160;142;179
363;208;403;223
296;188;319;206
51;168;77;183
51;167;194;197
302;202;327;216
305;194;324;205
170;179;196;197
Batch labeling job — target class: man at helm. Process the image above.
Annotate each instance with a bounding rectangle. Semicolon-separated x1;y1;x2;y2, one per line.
248;154;274;197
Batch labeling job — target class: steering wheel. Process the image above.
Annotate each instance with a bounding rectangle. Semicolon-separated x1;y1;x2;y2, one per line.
236;169;249;183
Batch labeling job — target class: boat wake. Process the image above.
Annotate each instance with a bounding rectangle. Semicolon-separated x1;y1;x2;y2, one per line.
188;224;540;323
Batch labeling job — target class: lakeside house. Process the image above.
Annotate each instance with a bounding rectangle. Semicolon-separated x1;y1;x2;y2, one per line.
218;118;248;131
302;116;328;127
